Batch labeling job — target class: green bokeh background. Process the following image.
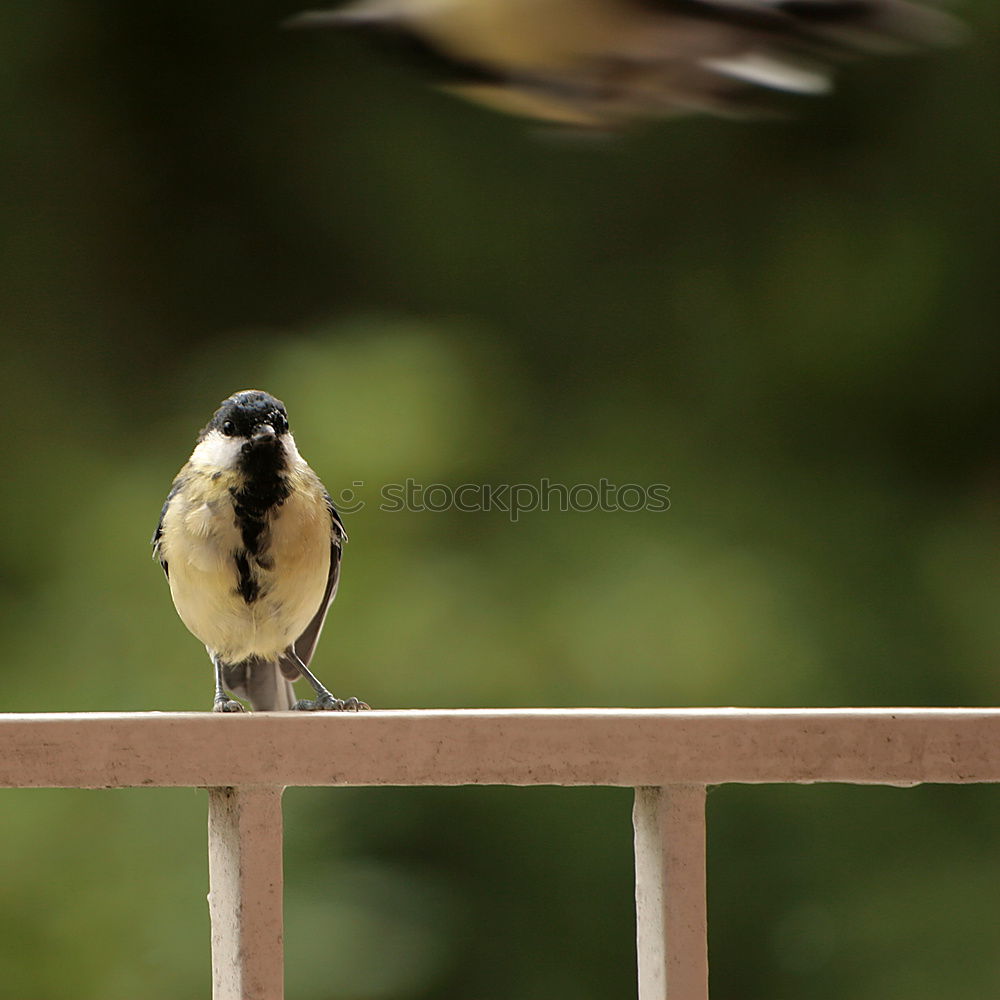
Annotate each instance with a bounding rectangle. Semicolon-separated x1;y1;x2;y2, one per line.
1;2;998;997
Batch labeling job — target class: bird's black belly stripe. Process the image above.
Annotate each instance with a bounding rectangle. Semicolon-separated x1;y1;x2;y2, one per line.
234;550;259;604
230;447;289;604
231;476;290;557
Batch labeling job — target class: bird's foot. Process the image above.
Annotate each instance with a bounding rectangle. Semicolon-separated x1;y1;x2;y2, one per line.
292;693;370;712
213;696;246;713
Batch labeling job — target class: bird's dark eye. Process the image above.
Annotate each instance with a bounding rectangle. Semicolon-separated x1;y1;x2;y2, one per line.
221;420;236;436
273;412;288;434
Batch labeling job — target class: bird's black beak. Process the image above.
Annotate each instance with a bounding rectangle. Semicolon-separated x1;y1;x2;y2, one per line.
253;424;276;442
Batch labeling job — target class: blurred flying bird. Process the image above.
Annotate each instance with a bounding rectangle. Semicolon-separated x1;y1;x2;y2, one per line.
286;0;963;127
154;389;367;712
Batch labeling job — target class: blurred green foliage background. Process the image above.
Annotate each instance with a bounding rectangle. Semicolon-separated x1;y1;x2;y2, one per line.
0;2;998;998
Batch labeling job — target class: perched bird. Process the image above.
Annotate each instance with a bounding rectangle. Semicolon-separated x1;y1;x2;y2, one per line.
153;390;366;712
287;0;963;127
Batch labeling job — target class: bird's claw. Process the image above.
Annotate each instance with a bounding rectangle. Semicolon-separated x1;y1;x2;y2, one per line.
292;693;370;712
213;697;246;713
341;696;370;711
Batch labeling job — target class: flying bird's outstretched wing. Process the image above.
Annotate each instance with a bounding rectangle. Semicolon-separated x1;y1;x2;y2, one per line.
288;0;963;127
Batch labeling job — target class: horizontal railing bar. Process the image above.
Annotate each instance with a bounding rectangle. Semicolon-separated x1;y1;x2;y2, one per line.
2;708;1000;789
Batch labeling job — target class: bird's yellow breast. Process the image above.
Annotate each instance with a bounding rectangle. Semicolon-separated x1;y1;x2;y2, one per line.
161;467;331;662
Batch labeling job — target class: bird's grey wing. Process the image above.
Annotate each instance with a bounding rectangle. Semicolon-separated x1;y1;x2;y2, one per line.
151;477;186;579
278;493;346;679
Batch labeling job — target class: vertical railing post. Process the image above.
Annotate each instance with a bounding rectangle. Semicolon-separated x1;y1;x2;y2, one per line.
633;785;708;1000
207;785;286;1000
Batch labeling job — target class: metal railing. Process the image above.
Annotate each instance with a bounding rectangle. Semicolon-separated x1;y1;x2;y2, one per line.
3;708;1000;999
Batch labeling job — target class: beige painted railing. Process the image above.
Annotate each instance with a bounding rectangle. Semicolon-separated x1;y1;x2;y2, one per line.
3;708;1000;999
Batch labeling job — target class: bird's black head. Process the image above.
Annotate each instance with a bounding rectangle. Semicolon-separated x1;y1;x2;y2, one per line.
196;390;293;481
202;390;291;443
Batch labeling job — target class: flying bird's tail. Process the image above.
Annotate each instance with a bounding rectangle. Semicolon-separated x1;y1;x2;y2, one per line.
223;657;297;711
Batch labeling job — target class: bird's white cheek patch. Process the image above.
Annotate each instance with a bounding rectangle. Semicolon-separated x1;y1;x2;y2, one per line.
191;430;245;470
283;433;305;468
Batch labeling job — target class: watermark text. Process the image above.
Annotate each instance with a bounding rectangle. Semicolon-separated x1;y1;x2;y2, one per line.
334;478;670;522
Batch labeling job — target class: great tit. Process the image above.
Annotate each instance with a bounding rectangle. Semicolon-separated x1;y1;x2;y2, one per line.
153;389;366;712
288;0;962;127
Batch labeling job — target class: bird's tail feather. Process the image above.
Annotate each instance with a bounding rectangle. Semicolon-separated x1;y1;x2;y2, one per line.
223;657;296;711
